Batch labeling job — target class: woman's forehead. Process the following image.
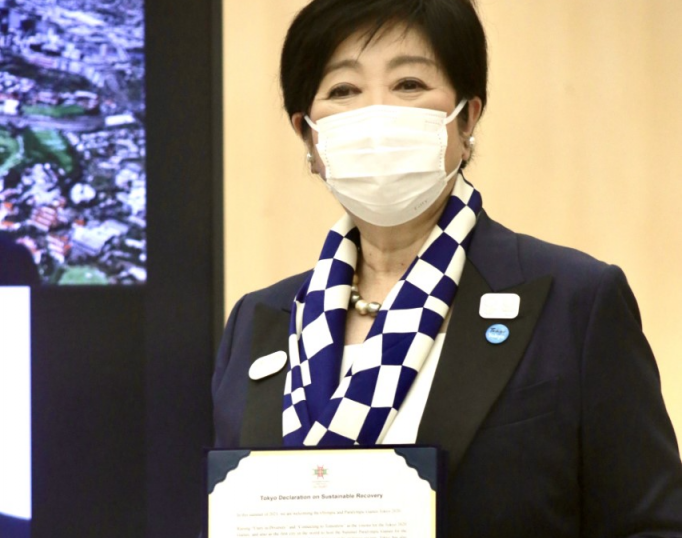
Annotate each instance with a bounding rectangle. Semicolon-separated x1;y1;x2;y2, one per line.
326;24;437;68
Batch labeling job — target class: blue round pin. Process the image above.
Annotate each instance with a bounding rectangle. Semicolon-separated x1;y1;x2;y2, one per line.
486;324;510;345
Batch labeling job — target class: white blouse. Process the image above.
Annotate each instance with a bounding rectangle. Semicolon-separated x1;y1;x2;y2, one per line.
339;332;446;444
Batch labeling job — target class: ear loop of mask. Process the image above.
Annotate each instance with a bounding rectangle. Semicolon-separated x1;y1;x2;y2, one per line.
445;99;468;124
444;159;463;183
304;115;320;132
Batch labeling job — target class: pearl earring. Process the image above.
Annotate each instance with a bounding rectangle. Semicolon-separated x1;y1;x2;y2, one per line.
468;135;476;148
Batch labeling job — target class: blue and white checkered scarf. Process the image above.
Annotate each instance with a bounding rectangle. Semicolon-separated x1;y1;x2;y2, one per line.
283;175;482;446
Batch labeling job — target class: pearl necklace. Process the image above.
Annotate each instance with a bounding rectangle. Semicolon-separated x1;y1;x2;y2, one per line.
349;274;382;316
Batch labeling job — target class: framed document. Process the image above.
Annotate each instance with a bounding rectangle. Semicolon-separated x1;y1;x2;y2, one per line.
206;447;441;538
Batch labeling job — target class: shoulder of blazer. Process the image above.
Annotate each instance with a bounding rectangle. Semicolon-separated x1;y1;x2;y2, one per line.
241;270;313;313
470;210;611;290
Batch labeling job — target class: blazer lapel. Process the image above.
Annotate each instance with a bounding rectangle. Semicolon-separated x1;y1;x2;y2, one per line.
417;259;552;474
240;303;290;447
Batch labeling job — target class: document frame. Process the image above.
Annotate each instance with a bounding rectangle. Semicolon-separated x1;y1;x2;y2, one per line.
205;445;445;538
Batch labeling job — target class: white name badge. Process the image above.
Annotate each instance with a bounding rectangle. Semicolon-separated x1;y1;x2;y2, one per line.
249;350;287;380
479;293;520;319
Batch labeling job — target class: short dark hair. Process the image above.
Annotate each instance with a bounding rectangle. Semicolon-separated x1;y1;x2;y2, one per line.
280;0;488;133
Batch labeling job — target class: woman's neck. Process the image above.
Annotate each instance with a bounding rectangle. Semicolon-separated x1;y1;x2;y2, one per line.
353;175;457;296
358;225;430;280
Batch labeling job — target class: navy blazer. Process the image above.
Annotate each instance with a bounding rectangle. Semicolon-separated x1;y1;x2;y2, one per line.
212;211;682;537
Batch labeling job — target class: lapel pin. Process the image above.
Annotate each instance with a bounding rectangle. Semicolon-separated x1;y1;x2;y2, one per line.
486;324;510;345
479;293;520;319
249;350;288;380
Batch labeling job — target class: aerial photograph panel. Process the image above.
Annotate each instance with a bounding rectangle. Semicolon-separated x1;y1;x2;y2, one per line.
0;0;146;285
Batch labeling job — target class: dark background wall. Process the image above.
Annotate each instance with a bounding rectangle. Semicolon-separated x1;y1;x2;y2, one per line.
30;0;223;536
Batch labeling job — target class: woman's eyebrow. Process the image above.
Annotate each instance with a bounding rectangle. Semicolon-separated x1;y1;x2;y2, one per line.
387;55;437;70
323;58;361;76
323;55;436;77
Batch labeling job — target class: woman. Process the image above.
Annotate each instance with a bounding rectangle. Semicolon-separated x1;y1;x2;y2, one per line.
212;0;682;535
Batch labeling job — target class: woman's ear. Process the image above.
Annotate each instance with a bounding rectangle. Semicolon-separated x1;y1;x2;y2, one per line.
464;97;483;135
291;112;321;175
291;112;306;139
459;97;483;163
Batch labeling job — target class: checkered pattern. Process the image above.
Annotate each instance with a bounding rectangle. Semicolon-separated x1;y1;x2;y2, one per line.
283;175;482;447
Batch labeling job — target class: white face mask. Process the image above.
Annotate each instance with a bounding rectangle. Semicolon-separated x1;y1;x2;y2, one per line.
305;100;467;227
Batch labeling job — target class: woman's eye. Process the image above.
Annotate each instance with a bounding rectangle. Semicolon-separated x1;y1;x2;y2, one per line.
327;84;358;99
395;79;427;92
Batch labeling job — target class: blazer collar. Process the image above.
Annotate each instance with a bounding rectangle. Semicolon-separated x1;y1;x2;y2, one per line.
467;210;525;291
240;212;552;466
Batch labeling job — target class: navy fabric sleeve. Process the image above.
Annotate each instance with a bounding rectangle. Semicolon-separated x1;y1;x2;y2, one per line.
581;265;682;536
212;294;247;447
212;295;245;395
